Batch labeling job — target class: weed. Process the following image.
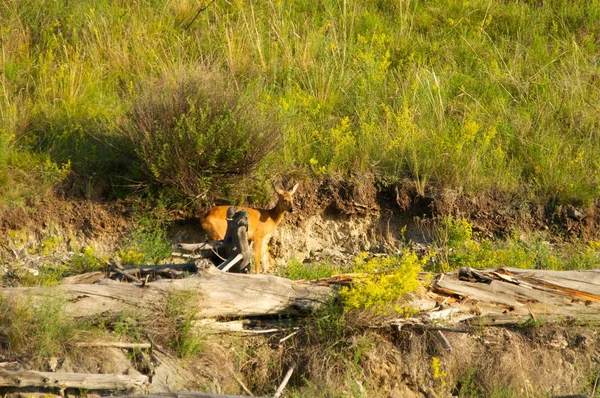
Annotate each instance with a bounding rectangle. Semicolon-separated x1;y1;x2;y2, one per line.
431;356;448;390
71;246;107;273
340;251;425;312
114;314;143;342
281;258;339;280
121;215;171;264
164;290;205;358
455;368;481;397
0;295;88;360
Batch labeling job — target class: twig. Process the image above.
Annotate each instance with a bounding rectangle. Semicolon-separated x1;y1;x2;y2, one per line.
111;267;144;285
592;368;600;397
278;330;300;345
218;253;243;272
393;323;473;334
74;341;151;349
230;370;253;396
273;365;295;398
184;0;215;30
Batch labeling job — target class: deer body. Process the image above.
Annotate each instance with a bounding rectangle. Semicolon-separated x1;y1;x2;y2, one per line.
201;184;298;274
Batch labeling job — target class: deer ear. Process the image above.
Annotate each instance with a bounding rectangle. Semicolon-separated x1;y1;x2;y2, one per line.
272;181;284;195
289;183;299;195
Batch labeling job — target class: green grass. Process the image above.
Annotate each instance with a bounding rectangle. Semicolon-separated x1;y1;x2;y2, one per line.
0;294;91;360
280;258;341;280
1;0;600;206
431;216;600;272
164;290;205;358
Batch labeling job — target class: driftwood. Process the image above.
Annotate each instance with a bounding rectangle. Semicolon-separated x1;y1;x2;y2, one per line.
0;369;147;391
172;208;251;273
426;267;600;326
273;365;294;398
0;263;333;320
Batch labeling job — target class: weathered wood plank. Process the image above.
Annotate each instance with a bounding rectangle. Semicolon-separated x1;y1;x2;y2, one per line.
431;267;600;323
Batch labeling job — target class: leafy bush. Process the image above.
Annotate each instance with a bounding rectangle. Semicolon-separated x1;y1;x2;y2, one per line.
434;217;537;272
340;252;425;312
431;217;600;272
124;68;281;200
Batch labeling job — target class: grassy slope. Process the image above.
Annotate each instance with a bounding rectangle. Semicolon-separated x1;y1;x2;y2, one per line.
1;0;600;207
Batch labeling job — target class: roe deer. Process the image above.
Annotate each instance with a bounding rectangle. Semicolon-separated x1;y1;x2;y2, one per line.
201;183;299;274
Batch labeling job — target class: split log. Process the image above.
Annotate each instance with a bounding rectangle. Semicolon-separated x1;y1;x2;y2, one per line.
430;267;600;325
0;263;333;320
0;369;147;391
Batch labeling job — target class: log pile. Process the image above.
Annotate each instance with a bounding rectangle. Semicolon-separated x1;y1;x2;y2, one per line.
390;267;600;330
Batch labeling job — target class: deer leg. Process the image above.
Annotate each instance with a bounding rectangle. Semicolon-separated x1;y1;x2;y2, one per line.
260;239;272;273
253;237;263;274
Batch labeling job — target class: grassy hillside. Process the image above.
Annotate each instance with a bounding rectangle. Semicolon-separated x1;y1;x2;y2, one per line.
2;0;600;207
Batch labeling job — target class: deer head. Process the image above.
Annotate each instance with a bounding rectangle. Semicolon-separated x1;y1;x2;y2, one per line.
273;182;299;214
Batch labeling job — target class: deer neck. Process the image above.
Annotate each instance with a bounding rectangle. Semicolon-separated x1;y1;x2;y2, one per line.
266;201;287;225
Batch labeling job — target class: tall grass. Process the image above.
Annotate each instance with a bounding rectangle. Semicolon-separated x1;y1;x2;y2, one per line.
2;0;600;205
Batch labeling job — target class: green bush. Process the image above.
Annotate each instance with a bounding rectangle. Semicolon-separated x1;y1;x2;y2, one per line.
120;213;172;265
124;68;281;200
340;251;425;312
281;258;341;280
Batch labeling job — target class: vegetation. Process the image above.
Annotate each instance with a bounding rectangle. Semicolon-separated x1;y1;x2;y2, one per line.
340;251;425;312
431;215;600;272
280;257;342;280
0;295;90;360
1;0;600;207
162;290;205;358
2;1;600;396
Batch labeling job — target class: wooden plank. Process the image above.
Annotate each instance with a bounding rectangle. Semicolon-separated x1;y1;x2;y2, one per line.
172;242;224;252
432;267;600;323
73;342;151;349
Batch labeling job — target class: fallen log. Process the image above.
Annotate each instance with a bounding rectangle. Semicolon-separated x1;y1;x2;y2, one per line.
0;262;333;320
430;267;600;325
0;369;147;391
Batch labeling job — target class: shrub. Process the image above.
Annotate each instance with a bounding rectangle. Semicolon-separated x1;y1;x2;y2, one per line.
119;211;172;265
340;251;425;312
123;67;281;201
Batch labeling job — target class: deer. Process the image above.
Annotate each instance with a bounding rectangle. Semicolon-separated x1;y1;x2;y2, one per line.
201;183;299;274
